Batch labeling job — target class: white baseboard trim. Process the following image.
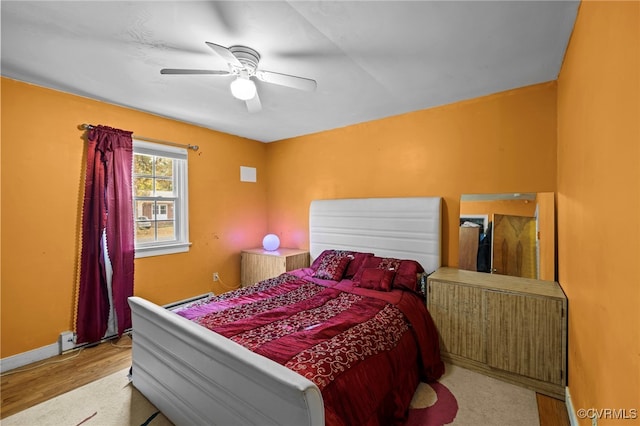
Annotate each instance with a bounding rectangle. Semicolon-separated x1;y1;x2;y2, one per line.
566;386;579;426
0;342;59;374
1;329;139;375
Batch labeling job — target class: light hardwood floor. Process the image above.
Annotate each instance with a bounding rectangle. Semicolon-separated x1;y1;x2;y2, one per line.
1;335;133;419
1;334;571;425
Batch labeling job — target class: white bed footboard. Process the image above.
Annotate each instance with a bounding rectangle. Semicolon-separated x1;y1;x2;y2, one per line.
128;296;324;426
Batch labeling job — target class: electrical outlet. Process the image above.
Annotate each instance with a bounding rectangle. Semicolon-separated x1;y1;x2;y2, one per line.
213;272;219;282
59;331;76;353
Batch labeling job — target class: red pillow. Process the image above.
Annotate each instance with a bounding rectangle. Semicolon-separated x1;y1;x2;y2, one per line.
352;256;401;283
344;252;374;278
311;250;352;270
392;260;425;291
356;268;396;291
312;251;352;281
352;256;425;292
310;249;329;270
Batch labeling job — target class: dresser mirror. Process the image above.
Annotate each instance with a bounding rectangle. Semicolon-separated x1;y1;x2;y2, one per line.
459;192;555;281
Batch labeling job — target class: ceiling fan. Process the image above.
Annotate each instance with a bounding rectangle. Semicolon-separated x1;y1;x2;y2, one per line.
161;42;317;113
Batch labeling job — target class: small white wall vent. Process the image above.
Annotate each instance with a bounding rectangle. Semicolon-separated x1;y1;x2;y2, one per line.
240;166;257;182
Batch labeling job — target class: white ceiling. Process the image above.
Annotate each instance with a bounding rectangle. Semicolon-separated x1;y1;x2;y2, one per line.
1;1;579;142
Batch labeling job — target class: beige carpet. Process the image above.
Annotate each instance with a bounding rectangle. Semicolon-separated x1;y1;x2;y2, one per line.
408;363;540;425
3;363;538;425
2;369;172;426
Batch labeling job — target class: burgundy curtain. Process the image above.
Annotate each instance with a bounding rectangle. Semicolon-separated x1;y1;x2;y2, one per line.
76;125;134;344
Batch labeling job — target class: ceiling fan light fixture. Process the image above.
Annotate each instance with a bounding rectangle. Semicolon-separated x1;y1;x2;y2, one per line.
230;77;257;101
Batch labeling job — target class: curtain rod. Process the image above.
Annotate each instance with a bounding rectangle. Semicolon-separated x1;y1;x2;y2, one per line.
80;124;199;151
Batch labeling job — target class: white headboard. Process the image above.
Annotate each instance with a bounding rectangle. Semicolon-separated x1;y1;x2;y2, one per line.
309;197;442;274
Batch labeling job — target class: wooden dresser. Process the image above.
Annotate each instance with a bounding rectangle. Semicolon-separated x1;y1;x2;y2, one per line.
427;267;567;399
240;248;310;287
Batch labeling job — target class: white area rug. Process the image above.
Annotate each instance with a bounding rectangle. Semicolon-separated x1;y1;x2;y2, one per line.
2;369;171;426
3;363;539;425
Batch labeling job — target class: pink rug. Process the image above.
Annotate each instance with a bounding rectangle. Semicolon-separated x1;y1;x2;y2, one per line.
407;381;459;425
406;363;539;426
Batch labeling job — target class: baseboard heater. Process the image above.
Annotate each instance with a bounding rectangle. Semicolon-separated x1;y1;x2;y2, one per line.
63;293;213;353
163;292;214;311
65;329;133;353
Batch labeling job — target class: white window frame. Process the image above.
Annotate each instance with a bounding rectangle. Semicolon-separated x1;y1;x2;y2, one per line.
133;140;191;258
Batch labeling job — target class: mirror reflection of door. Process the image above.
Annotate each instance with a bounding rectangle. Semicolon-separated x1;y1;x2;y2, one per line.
492;214;537;278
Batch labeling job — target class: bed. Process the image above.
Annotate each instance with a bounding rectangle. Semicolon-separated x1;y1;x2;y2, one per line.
128;196;443;425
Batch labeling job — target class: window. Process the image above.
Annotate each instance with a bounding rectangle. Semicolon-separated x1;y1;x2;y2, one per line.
133;140;190;257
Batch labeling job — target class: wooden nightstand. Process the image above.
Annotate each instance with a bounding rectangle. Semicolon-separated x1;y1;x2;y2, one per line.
240;248;310;287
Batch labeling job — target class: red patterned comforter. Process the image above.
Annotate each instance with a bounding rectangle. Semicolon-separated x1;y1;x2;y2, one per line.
176;272;444;425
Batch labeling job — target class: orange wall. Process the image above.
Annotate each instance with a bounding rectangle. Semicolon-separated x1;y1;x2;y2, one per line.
460;198;538;219
1;80;558;360
557;1;639;423
265;82;558;267
0;78;269;357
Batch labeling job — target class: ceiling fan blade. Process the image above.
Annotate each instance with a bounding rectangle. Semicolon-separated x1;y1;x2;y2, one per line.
255;70;317;92
245;91;262;113
161;68;231;75
205;42;242;67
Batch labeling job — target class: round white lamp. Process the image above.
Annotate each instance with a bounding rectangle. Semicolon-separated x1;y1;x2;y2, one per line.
262;234;280;251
